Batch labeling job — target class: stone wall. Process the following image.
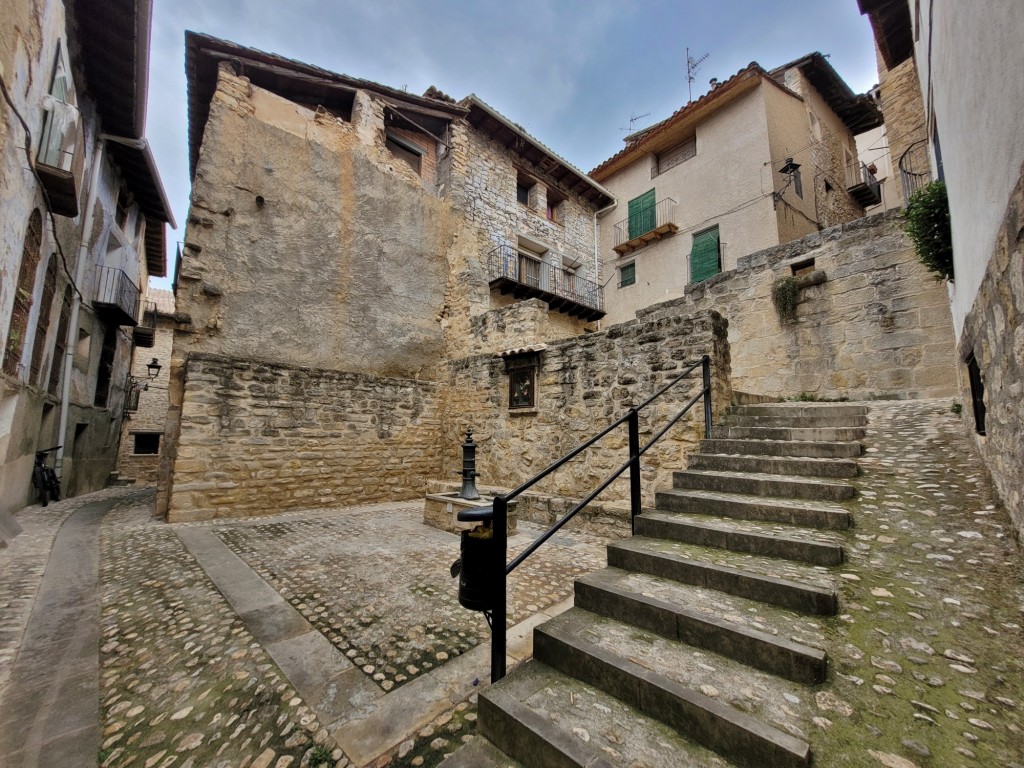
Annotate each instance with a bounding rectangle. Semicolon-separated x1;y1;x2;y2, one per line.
957;167;1024;539
165;354;444;523
637;210;957;400
439;309;731;514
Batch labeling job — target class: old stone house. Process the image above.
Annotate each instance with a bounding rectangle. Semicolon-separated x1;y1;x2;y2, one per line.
0;0;174;534
162;34;616;521
859;0;1024;538
115;287;173;484
591;54;884;325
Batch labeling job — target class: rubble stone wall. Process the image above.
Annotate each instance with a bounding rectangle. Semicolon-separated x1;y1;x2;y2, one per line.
440;309;731;513
638;210;957;399
166;353;443;522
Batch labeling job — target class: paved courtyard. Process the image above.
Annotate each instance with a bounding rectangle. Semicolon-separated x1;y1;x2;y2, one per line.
0;398;1022;767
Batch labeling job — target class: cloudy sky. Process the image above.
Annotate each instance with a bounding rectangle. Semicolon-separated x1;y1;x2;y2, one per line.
145;0;880;288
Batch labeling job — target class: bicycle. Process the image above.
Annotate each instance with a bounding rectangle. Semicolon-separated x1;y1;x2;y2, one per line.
32;446;62;506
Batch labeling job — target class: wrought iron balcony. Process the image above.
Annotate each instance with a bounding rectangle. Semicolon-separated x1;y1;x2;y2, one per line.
612;198;678;255
486;244;605;322
898;139;933;203
846;161;882;208
93;266;140;327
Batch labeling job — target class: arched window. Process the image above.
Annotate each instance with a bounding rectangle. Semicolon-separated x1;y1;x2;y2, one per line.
30;253;59;383
3;210;44;377
48;286;73;394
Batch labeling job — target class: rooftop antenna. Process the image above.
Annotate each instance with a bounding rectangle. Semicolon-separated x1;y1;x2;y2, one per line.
687;48;710;103
620;111;651;134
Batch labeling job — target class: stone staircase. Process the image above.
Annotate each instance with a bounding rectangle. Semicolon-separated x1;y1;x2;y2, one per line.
441;402;867;768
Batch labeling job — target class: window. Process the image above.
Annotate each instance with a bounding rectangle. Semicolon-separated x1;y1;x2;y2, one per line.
37;43;77;171
93;326;117;408
3;210;44;376
115;187;131;232
30;253;58;383
516;170;534;206
546;188;565;223
619;262;636;287
652;136;696;178
385;130;424;174
966;352;986;435
508;367;536;409
627;189;657;240
133;433;161;455
690;226;721;283
48;287;72;394
793;167;803;199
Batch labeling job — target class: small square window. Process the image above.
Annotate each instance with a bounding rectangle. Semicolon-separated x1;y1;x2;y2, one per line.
546;189;565;222
508;367;536;409
619;262;636;287
516;169;535;207
385;132;424;174
133;433;161;455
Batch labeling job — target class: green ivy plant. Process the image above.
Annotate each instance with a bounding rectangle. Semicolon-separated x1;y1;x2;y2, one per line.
772;275;800;323
905;180;954;281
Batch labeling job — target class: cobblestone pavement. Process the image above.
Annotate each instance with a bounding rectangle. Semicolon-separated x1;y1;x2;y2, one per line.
814;399;1024;767
2;398;1022;768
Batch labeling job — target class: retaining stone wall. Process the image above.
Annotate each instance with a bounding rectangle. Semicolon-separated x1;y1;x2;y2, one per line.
958;168;1024;538
637;210;957;400
440;309;731;511
166;354;443;522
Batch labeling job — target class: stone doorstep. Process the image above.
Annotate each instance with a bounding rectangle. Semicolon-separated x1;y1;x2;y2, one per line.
699;437;863;459
688;452;859;479
672;469;856;503
654;488;852;531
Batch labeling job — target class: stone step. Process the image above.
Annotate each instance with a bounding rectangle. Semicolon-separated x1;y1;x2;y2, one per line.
700;438;862;459
438;737;525;768
730;404;868;419
534;609;812;768
689;452;859;478
478;660;739;768
715;425;867;442
721;413;868;428
635;511;844;566
673;469;856;502
574;568;828;685
655;488;852;530
607;537;838;615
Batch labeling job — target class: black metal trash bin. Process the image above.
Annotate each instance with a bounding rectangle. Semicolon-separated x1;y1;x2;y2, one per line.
452;505;497;612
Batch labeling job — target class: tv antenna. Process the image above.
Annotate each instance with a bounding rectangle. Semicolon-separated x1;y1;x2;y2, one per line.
620;111;651;134
687;48;710;102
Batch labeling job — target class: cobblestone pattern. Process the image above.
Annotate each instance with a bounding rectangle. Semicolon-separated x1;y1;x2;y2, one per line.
98;492;350;768
441;308;731;509
957;167;1024;539
214;504;606;694
167;354;444;522
813;399;1024;767
641;210;957;400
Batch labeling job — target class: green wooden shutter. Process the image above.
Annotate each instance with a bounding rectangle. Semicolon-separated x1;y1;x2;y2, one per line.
627;189;657;240
690;227;721;283
619;262;636;287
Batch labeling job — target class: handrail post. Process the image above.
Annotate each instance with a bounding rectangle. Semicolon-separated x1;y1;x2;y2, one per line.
627;408;641;534
701;354;713;439
492;495;508;683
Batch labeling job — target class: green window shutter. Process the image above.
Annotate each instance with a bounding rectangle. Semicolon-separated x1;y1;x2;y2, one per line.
627;189;657;239
690;227;721;283
619;262;636;287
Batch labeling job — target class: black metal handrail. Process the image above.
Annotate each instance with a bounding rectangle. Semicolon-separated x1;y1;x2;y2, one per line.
486;244;603;311
485;354;712;682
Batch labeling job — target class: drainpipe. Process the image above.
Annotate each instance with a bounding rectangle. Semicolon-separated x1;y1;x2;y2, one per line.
54;137;105;479
593;198;618;330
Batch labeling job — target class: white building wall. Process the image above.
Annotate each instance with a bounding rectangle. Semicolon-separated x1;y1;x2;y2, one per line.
915;0;1024;336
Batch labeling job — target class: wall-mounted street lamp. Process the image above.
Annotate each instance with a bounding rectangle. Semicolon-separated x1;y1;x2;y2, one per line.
145;357;161;380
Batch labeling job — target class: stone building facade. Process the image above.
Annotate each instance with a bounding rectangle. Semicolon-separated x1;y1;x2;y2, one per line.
115;289;174;485
161;35;613;521
0;0;173;531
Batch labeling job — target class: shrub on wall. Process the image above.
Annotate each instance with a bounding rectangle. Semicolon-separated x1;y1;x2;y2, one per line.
905;181;954;281
772;276;800;323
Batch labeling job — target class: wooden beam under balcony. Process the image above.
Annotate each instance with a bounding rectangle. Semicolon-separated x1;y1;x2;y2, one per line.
613;222;679;255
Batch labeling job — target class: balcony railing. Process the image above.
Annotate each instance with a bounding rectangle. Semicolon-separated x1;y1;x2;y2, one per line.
132;301;157;347
612;198;678;255
93;266;140;327
846;161;882;208
486;244;605;322
898;139;933;203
